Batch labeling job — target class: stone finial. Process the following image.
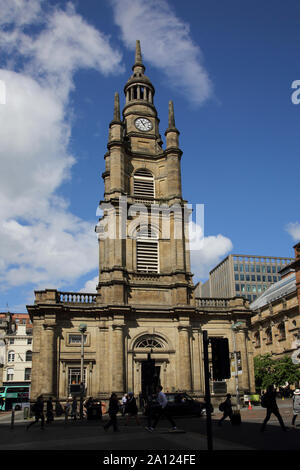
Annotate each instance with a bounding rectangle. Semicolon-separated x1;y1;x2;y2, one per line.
168;100;176;129
135;40;143;65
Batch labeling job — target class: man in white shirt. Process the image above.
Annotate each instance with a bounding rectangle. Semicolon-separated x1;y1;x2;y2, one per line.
145;386;176;432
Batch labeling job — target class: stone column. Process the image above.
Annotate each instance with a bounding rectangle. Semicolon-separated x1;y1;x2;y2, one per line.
112;324;125;394
178;325;192;392
42;323;56;397
98;323;110;396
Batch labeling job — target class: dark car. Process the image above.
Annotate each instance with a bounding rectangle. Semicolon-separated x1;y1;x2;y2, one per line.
164;393;211;417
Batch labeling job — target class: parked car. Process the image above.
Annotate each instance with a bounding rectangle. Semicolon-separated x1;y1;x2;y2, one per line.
164;393;211;417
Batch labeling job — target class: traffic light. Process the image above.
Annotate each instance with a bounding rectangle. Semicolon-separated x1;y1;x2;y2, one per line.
210;337;231;380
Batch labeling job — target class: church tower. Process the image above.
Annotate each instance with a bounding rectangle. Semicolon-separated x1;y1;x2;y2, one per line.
97;40;194;309
27;41;255;403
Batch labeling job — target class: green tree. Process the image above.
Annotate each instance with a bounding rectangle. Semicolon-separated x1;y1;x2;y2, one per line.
254;354;300;390
273;356;300;387
254;354;275;390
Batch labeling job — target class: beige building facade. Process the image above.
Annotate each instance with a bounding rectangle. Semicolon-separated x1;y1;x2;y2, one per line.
27;42;256;404
250;243;300;367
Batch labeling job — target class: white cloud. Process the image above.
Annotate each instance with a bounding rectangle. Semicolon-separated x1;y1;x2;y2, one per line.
79;276;99;294
110;0;213;105
0;1;123;292
286;222;300;242
188;222;233;280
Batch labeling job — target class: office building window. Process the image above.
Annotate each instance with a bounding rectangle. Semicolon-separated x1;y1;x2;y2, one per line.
234;264;238;272
267;266;271;273
245;265;249;272
268;276;272;282
256;265;260;272
257;275;261;281
251;275;255;282
68;368;86;386
239;265;244;272
240;274;244;281
8;351;15;362
252;285;256;292
246;275;250;282
273;276;277;282
241;284;245;292
7;368;14;381
247;284;251;292
235;274;239;281
24;368;31;381
25;350;32;362
235;284;240;291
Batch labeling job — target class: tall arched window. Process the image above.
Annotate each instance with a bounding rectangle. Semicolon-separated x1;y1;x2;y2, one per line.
254;331;261;347
278;322;286;341
136;226;159;273
8;350;15;362
133;169;154;199
266;326;272;344
25;350;32;362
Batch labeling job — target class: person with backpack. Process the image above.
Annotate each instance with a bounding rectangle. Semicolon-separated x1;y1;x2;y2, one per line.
218;394;233;426
26;395;45;431
260;385;288;432
291;389;300;428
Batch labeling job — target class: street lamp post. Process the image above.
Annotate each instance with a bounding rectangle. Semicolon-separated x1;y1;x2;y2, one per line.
231;321;243;411
79;323;87;420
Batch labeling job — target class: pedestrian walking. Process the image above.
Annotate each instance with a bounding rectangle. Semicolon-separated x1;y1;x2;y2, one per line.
71;397;78;420
291;388;300;428
145;386;176;432
121;393;127;416
55;400;64;417
125;392;140;425
46;397;54;424
260;385;288;432
103;393;120;432
26;395;45;431
64;398;71;423
218;394;233;426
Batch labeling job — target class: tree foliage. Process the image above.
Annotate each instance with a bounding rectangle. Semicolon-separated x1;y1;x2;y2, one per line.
254;354;300;390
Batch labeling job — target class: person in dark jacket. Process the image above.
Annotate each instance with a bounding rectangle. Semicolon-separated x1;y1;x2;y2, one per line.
46;397;54;424
218;394;233;426
125;392;140;425
103;393;120;432
260;385;288;432
26;395;45;430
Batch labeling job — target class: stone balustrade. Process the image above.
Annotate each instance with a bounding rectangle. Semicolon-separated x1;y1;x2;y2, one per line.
58;292;98;304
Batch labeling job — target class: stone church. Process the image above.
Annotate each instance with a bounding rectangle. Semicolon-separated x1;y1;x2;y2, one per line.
27;42;255;403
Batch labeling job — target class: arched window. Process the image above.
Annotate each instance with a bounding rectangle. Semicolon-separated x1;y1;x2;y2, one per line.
135;336;164;349
8;350;15;362
133;169;154;199
278;322;286;341
25;350;32;362
266;326;272;344
136;225;159;273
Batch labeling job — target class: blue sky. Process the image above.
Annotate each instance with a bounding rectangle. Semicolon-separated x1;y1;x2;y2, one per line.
0;0;299;312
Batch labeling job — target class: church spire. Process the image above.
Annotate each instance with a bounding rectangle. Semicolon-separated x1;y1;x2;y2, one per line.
132;40;145;72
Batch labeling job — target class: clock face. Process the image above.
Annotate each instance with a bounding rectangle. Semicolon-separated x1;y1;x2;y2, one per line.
135;117;153;132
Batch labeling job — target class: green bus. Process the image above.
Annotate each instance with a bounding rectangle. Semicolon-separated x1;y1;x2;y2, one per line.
0;385;30;411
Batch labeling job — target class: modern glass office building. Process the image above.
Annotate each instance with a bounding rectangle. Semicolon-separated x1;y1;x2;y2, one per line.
200;254;294;303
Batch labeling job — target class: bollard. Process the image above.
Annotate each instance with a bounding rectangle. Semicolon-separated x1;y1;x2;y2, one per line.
24;407;29;420
11;409;15;429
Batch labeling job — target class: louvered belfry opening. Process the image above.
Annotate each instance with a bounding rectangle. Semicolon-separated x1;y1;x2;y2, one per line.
136;225;159;273
133;169;154;199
